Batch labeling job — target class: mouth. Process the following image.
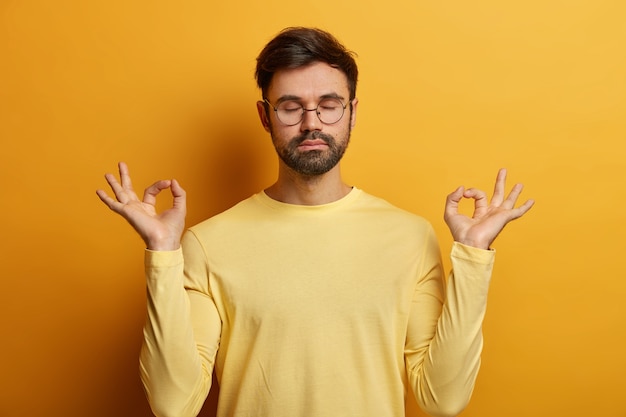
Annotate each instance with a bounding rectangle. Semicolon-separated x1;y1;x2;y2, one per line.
297;139;329;151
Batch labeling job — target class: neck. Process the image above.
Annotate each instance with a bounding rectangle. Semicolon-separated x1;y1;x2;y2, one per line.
265;164;352;205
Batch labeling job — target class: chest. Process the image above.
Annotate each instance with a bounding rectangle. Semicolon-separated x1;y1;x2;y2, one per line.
206;222;423;334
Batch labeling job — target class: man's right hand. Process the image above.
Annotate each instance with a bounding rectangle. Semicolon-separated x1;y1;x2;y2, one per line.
96;162;186;251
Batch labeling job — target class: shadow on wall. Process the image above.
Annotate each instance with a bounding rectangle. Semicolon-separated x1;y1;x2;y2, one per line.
198;373;219;417
96;317;156;417
182;100;274;226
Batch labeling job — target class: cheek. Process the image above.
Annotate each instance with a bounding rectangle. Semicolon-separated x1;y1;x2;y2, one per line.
269;125;295;146
338;120;353;139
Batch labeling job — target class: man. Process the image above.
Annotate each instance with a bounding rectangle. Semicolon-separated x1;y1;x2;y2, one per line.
97;27;533;417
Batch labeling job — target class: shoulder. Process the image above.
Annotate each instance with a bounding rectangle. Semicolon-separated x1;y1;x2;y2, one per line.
354;190;432;228
188;193;264;235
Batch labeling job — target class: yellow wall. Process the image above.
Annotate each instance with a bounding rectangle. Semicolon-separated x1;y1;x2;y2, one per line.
1;1;625;416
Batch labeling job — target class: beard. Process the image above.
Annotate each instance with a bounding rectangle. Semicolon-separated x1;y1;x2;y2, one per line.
272;129;351;177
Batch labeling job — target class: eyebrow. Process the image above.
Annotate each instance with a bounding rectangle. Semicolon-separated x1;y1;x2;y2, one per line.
275;93;346;105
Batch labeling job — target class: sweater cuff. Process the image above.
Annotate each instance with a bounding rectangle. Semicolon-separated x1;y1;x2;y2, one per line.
144;247;184;269
451;241;495;266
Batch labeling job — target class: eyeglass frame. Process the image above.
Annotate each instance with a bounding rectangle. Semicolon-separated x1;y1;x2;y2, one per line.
263;97;351;126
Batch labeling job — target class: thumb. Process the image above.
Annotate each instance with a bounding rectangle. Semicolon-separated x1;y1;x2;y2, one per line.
170;179;187;212
444;186;464;219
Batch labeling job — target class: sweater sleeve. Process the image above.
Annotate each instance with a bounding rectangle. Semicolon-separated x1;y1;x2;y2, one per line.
139;231;222;417
405;233;494;417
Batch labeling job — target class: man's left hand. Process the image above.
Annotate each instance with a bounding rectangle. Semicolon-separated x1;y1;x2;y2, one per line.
444;168;535;250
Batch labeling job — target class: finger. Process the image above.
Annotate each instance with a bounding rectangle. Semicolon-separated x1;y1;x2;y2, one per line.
118;161;135;192
103;172;131;203
510;198;535;219
96;188;111;205
491;168;507;206
500;198;535;226
445;185;464;206
96;189;124;212
447;186;464;204
464;188;489;210
142;180;172;206
502;183;524;209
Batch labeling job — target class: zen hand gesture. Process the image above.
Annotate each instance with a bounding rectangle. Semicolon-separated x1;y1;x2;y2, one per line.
96;162;186;251
444;169;534;250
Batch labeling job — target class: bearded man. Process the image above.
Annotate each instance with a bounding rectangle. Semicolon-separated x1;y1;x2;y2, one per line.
97;27;534;417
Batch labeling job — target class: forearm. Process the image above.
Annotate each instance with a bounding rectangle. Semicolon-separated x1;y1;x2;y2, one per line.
408;242;494;417
139;249;214;417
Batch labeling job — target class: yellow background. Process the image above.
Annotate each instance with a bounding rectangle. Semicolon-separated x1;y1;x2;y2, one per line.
1;0;625;416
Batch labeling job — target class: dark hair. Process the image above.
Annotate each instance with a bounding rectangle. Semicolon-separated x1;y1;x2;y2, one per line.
255;27;358;100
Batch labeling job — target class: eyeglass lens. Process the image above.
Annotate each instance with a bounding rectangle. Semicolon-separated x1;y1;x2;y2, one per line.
275;98;346;125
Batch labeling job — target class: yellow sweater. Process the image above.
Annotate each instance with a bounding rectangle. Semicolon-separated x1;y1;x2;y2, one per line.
140;188;494;417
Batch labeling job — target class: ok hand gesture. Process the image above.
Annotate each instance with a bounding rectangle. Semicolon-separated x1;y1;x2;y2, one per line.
96;162;186;251
444;169;534;250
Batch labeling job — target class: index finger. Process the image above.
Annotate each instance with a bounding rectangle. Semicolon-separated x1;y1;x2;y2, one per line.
142;180;173;206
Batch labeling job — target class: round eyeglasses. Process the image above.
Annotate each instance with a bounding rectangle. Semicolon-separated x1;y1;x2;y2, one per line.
264;97;349;126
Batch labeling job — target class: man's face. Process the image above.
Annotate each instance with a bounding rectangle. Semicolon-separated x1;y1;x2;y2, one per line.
257;61;358;177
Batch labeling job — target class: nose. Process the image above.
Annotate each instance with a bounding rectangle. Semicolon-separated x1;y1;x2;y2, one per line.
300;107;322;131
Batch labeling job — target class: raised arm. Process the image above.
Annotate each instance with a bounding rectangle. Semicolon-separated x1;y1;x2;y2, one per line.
97;163;217;416
407;170;534;416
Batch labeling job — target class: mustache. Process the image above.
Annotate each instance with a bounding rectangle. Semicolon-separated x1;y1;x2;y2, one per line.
292;131;334;145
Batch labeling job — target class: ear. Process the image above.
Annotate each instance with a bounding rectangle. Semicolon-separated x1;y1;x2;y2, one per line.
349;98;358;130
257;101;271;133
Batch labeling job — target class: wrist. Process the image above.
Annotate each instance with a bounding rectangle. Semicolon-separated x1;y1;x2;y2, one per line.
145;237;181;251
455;238;491;250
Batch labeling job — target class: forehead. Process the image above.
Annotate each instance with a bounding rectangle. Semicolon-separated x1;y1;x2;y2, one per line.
267;61;349;101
